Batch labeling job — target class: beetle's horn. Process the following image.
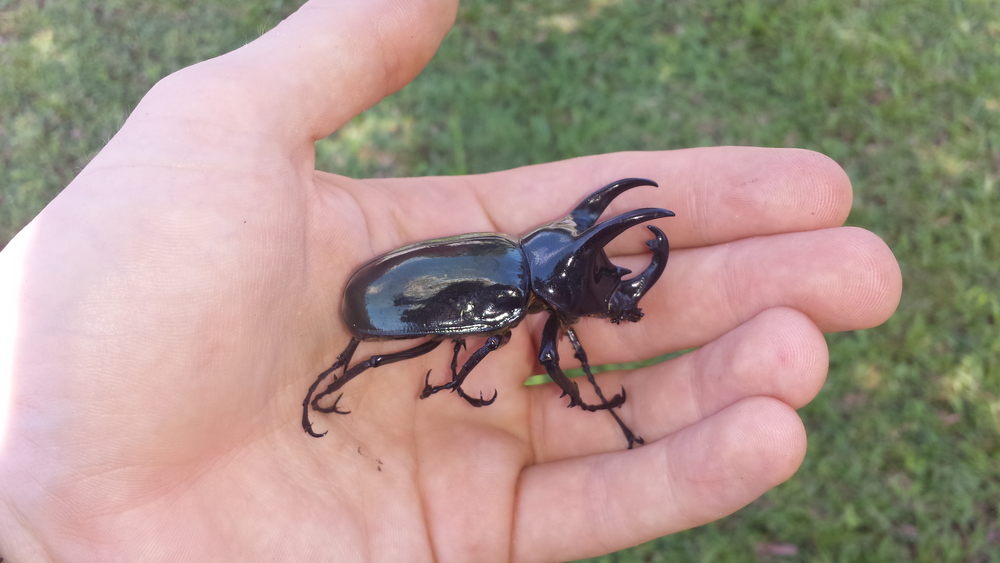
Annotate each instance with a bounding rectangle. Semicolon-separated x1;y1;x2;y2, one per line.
577;209;673;323
577;208;674;251
615;225;669;305
570;178;659;231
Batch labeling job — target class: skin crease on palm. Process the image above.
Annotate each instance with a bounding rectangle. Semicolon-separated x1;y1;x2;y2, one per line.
0;0;902;561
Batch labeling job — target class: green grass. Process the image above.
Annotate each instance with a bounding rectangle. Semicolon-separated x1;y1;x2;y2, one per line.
3;0;999;560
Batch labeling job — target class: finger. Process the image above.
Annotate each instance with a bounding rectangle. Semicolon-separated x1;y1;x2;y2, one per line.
358;147;851;251
130;0;458;146
545;225;900;369
528;307;827;461
513;397;806;562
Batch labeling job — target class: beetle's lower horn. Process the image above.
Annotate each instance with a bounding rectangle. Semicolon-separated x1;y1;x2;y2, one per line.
621;226;669;299
609;225;670;322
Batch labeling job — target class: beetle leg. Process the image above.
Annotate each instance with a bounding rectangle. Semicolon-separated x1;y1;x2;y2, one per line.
539;316;640;449
420;338;467;397
305;338;443;436
565;327;644;449
314;338;443;410
421;332;509;406
455;387;499;407
539;313;625;411
454;332;509;406
302;337;360;437
449;339;466;379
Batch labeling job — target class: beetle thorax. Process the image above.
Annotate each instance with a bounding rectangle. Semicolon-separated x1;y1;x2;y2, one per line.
521;228;626;319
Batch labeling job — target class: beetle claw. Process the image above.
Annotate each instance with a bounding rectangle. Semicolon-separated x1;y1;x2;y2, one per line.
420;370;436;399
458;387;498;407
304;423;328;438
627;435;645;449
314;393;351;415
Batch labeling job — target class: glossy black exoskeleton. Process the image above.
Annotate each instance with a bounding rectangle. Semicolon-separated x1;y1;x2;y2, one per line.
302;178;674;449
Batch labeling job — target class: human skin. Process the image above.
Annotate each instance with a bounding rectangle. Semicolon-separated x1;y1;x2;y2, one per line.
0;0;902;561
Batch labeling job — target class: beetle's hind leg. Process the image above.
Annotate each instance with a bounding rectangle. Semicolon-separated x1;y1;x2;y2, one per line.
421;332;511;407
302;337;360;437
313;338;443;411
449;339;467;380
304;338;443;437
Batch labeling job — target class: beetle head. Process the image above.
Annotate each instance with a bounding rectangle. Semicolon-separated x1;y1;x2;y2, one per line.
521;179;673;321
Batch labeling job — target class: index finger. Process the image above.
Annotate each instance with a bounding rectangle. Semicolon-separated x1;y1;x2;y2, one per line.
362;147;852;252
486;147;853;248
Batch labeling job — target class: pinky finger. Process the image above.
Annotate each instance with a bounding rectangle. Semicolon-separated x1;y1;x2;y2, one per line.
512;397;806;562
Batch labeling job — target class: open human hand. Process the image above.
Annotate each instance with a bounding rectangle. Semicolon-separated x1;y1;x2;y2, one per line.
0;1;901;561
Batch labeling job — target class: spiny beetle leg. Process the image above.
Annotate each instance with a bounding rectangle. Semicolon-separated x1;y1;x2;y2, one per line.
304;338;442;437
313;393;350;415
449;338;466;376
313;338;442;408
420;332;510;406
419;338;466;399
539;314;624;412
456;387;499;407
539;314;642;448
302;338;359;437
566;388;627;412
565;327;627;409
566;327;643;449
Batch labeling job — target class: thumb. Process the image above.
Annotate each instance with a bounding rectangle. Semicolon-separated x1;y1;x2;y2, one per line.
240;0;457;142
124;0;457;154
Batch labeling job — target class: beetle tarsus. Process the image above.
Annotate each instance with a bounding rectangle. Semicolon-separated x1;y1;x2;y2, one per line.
420;332;509;406
539;318;643;448
539;315;622;413
567;393;626;412
449;339;465;383
420;370;437;399
306;338;441;436
302;338;360;437
457;387;498;407
567;327;643;448
314;393;350;415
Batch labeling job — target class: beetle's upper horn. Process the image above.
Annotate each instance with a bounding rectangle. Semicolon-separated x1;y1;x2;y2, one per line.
570;178;659;231
578;208;675;251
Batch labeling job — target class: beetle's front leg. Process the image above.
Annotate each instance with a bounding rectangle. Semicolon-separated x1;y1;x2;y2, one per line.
565;328;644;449
537;313;626;413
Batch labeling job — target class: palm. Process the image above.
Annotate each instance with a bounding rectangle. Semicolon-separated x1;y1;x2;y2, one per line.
0;1;902;561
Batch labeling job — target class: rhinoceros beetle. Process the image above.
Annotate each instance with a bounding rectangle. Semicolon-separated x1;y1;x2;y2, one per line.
302;178;673;449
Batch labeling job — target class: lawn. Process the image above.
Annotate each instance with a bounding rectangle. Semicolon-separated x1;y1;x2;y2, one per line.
2;0;999;560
